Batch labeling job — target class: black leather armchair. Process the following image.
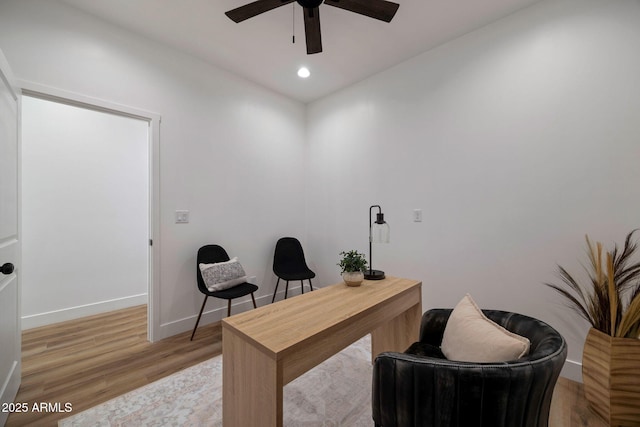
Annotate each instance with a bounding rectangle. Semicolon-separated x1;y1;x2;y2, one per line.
372;309;567;427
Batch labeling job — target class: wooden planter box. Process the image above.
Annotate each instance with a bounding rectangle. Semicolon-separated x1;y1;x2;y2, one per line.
582;328;640;426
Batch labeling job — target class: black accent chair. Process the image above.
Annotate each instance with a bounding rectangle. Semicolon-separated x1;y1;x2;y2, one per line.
190;244;258;340
372;309;567;427
272;237;316;303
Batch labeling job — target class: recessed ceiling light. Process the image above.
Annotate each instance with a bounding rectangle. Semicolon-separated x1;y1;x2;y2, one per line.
297;67;311;78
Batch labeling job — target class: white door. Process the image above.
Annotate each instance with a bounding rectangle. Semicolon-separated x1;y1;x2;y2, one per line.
0;51;20;426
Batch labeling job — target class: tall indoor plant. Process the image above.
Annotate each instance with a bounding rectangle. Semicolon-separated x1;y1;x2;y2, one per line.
545;229;640;426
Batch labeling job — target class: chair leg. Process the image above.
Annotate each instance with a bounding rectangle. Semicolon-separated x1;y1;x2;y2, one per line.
272;277;281;303
309;278;314;291
284;281;289;299
301;280;304;294
227;300;232;317
250;293;257;309
190;295;208;341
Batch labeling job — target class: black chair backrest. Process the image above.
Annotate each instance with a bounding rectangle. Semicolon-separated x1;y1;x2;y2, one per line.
196;245;230;293
374;309;567;427
273;237;308;275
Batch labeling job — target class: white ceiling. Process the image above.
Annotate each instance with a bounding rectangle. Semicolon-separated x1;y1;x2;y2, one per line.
59;0;541;103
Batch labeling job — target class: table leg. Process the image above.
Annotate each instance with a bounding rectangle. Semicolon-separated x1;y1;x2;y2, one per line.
370;299;422;362
223;329;283;427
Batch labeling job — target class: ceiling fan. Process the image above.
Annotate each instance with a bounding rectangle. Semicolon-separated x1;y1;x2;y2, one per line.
225;0;400;55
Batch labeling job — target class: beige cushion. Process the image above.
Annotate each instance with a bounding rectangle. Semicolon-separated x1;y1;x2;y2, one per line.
440;294;530;362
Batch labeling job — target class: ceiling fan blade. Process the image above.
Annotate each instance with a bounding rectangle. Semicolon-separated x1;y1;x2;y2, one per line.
303;7;323;54
324;0;399;23
226;0;295;23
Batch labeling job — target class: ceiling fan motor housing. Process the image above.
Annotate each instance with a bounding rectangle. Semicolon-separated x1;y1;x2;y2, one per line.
226;0;399;55
297;0;324;8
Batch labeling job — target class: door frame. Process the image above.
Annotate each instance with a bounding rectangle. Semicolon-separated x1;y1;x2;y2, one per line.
19;81;161;342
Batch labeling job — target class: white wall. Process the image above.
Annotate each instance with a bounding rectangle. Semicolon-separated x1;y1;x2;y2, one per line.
21;96;149;328
306;0;640;381
0;0;307;338
2;0;638;380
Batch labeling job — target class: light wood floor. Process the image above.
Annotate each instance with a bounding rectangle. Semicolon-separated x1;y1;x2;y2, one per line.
7;305;221;426
7;305;606;427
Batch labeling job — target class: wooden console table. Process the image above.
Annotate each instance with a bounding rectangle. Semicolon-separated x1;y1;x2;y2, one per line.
221;276;422;427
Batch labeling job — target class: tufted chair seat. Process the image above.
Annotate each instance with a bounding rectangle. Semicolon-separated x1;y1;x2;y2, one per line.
372;309;567;427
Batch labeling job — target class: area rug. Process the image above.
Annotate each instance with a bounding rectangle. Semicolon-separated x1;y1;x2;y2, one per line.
59;335;373;426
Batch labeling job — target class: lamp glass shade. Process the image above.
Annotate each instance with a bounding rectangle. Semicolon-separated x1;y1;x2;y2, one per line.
371;221;390;244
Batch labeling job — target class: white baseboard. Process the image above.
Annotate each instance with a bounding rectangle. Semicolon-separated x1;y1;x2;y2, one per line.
158;306;226;341
158;280;301;340
561;358;582;383
158;294;274;340
21;294;148;330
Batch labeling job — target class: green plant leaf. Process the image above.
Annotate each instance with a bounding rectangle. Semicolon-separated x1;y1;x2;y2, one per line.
338;250;368;273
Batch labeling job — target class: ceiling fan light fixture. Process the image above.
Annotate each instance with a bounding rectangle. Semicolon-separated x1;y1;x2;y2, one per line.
297;67;311;78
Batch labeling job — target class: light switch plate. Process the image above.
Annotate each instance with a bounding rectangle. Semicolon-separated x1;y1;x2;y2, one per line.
413;209;422;222
175;210;189;224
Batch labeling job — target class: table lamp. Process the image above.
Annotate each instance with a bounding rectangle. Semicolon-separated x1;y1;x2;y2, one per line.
365;205;390;280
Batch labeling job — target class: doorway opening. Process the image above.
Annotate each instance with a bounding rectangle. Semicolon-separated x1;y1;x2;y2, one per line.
20;87;160;341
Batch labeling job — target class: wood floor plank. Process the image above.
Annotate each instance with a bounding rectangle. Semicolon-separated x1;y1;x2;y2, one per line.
550;376;608;427
7;305;604;426
6;305;220;426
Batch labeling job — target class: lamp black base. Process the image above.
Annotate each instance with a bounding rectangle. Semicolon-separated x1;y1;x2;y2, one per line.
364;269;385;280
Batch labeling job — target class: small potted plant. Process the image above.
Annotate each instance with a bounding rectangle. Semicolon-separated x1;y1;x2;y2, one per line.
338;250;368;287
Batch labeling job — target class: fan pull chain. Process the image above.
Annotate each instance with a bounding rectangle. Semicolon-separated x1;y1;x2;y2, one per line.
292;2;296;44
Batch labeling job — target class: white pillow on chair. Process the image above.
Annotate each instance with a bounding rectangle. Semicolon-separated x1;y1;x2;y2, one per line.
441;294;530;362
199;257;248;292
